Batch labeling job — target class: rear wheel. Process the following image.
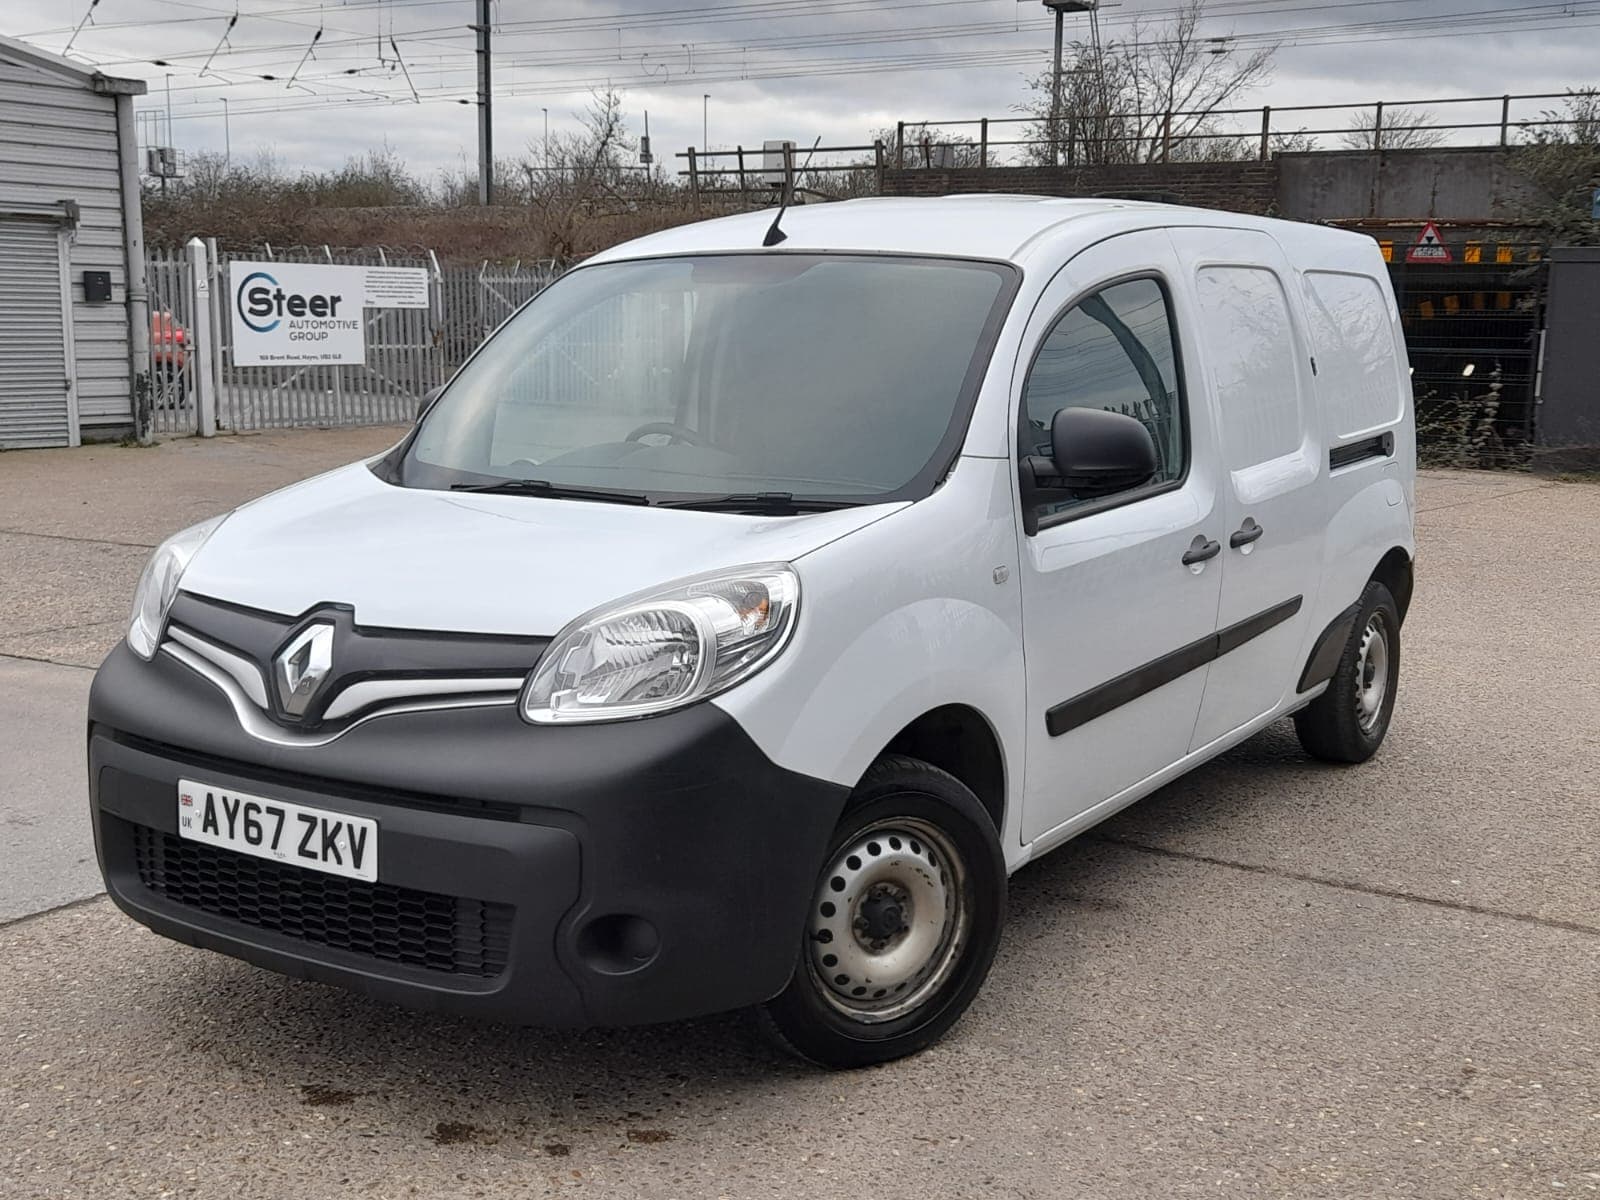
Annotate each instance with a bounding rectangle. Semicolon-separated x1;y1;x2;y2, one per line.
1294;580;1401;763
759;756;1006;1069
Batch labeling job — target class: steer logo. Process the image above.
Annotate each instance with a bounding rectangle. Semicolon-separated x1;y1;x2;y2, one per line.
236;270;346;335
274;622;335;718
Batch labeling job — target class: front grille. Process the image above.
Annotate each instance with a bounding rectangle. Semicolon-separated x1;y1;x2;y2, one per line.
133;827;513;978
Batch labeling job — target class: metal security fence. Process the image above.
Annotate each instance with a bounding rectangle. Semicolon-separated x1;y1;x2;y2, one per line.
435;260;561;370
1386;245;1547;469
145;245;201;437
143;242;563;436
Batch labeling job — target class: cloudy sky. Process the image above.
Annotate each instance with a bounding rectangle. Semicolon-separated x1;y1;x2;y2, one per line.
7;0;1598;182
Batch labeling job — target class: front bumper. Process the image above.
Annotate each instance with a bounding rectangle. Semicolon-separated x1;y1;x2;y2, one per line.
88;642;848;1026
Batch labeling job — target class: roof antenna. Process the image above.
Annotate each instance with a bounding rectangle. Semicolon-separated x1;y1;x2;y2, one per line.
763;136;820;248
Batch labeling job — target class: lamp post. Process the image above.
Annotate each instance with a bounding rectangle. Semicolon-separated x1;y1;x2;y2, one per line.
1030;0;1098;168
703;93;710;151
221;96;230;166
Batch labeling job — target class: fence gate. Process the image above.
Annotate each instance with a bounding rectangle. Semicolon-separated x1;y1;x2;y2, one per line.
145;244;198;437
144;244;563;436
209;245;443;432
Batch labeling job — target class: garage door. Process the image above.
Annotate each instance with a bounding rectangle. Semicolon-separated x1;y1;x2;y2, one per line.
0;219;74;449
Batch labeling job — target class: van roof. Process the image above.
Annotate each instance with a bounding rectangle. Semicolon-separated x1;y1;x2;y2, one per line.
585;195;1367;269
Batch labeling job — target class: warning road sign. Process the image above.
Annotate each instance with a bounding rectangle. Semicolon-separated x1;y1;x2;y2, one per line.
1406;222;1452;263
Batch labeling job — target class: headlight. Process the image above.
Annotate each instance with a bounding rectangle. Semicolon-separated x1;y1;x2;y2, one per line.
126;515;227;660
522;564;799;724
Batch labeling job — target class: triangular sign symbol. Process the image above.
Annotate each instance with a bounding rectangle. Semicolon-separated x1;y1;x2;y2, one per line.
1406;221;1453;263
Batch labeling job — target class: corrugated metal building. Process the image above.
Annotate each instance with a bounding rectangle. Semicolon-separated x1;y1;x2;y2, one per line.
0;35;147;449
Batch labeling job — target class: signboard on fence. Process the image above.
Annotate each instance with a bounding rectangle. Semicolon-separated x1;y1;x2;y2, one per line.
230;262;367;365
361;266;430;309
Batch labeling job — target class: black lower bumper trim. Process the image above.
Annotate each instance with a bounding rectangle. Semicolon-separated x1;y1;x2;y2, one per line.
89;641;849;1027
131;823;513;978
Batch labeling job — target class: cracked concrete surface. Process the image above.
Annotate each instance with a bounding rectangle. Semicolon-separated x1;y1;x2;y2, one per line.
1;429;1596;1198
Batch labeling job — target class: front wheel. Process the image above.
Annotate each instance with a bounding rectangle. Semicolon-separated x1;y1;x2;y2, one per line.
759;756;1006;1069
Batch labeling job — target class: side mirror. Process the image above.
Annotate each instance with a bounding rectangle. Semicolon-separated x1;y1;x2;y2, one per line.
415;385;444;425
1048;407;1159;497
1020;407;1158;535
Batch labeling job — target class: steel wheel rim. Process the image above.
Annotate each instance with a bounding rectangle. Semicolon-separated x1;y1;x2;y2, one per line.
1354;612;1390;733
805;816;971;1024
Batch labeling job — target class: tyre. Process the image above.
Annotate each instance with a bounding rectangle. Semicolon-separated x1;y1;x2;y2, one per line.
759;755;1006;1069
1294;580;1401;764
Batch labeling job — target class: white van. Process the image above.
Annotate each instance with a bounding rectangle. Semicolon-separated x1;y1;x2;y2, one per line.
89;198;1415;1068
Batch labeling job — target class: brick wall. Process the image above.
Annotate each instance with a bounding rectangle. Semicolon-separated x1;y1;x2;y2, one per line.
880;160;1280;214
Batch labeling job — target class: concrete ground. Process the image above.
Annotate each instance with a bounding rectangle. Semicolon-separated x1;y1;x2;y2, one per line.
1;430;1596;1198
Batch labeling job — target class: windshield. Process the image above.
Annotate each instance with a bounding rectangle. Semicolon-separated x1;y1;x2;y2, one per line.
393;254;1017;505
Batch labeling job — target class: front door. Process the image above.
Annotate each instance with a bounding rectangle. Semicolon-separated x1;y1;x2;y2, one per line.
1168;228;1326;750
1016;232;1224;845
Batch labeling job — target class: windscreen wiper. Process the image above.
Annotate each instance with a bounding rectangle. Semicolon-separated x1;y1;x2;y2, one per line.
449;478;650;505
655;491;862;514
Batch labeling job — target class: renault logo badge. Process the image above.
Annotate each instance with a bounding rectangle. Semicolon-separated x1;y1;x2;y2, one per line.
274;622;334;717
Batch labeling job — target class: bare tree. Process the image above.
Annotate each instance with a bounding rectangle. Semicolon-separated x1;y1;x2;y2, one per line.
1339;105;1445;151
1016;0;1275;165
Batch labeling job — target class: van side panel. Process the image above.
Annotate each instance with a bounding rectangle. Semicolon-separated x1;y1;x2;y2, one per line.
710;454;1031;862
1286;237;1416;693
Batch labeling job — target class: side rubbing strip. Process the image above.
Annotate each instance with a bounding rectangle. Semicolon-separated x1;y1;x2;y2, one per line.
1046;595;1303;738
1329;431;1395;470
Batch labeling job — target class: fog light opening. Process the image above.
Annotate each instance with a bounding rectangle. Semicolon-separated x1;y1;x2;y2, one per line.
575;914;661;976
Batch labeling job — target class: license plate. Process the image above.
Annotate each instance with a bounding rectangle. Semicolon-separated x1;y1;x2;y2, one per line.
177;780;378;883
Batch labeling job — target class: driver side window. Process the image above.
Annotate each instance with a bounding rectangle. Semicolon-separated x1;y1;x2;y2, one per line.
1021;277;1186;518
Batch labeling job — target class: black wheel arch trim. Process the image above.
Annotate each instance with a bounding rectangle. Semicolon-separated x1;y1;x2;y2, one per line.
1296;600;1363;695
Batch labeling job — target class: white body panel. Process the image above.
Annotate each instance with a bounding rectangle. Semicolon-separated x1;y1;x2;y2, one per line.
182;461;904;634
171;198;1416;877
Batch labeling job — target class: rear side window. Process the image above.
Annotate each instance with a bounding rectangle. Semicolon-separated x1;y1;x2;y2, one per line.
1194;266;1305;469
1021;277;1185;516
1302;271;1405;437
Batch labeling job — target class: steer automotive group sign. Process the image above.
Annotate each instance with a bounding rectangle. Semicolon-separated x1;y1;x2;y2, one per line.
228;261;430;366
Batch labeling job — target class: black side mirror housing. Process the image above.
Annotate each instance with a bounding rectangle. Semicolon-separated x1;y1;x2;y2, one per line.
1049;406;1159;495
1020;407;1159;535
416;385;444;425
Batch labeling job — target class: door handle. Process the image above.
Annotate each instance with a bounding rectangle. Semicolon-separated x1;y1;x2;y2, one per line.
1229;518;1264;549
1182;536;1221;566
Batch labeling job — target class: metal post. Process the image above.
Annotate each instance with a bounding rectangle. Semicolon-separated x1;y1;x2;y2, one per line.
162;74;173;198
1050;7;1064;168
979;118;988;169
185;237;217;438
703;94;709;150
1161;111;1172;163
895;121;905;169
874;140;885;193
737;145;747;197
1500;95;1511;147
204;236;225;430
688;147;701;213
1372;100;1384;152
1259;105;1271;162
475;0;492;204
114;90;152;444
221;97;230;166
